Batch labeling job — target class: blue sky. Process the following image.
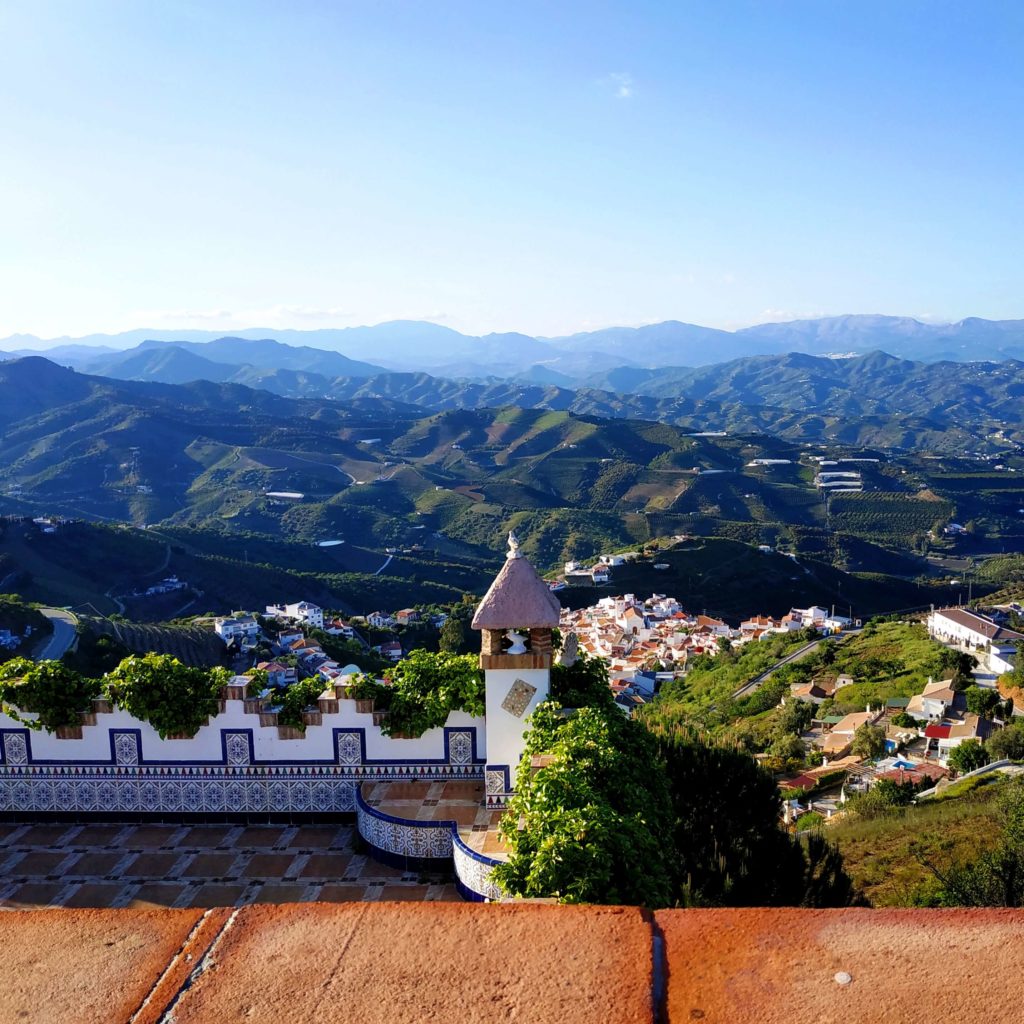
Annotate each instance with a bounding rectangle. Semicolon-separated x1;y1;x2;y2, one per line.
1;0;1022;339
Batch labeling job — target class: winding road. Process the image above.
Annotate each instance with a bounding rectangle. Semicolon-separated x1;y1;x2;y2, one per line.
730;629;861;700
34;608;78;661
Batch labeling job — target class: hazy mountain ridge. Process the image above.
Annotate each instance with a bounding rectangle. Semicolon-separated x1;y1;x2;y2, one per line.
7;313;1024;371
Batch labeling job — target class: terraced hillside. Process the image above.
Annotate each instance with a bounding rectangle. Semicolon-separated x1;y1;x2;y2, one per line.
0;359;1018;619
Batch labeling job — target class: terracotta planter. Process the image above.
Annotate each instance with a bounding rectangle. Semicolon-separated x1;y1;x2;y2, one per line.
277;725;304;740
354;698;375;713
55;725;83;740
243;697;263;714
259;711;279;727
318;696;340;714
91;698;113;714
301;709;322;727
79;711;97;727
165;730;194;740
371;710;389;727
220;684;247;701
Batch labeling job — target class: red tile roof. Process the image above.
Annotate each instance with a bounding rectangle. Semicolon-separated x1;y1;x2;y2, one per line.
925;724;952;739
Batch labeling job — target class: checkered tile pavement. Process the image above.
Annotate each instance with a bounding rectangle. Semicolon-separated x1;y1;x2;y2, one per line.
0;823;459;908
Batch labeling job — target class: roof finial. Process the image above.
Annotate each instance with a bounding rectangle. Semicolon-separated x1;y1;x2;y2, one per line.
507;530;522;559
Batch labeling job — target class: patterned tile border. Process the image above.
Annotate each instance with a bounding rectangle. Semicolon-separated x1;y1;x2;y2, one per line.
0;725;484;816
355;785;503;901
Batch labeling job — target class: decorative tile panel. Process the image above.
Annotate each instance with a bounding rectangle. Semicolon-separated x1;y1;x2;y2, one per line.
336;731;363;766
448;730;473;765
113;732;139;766
501;678;536;718
485;768;508;795
452;836;503;901
356;800;453;860
225;732;250;766
3;732;28;765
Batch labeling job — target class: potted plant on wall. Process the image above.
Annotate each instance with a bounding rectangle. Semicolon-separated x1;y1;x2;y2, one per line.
349;673;384;714
0;658;101;738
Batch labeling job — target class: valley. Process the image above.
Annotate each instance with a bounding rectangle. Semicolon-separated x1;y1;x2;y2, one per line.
1;354;1020;620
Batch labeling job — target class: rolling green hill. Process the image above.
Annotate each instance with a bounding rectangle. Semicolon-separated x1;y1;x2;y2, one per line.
0;358;1016;620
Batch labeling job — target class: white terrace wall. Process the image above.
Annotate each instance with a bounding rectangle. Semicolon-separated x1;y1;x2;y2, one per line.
0;693;485;816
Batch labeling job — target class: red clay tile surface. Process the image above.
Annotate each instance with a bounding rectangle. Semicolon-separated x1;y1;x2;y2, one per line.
8;903;1024;1022
0;822;454;908
657;907;1024;1024
169;903;652;1024
0;907;204;1024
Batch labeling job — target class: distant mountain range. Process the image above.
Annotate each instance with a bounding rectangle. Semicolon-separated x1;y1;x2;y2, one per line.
0;351;1020;472
5;313;1024;374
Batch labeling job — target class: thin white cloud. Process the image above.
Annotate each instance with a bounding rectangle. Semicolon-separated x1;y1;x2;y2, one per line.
606;72;635;99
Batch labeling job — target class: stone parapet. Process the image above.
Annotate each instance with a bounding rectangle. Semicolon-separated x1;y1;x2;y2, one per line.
11;904;1024;1023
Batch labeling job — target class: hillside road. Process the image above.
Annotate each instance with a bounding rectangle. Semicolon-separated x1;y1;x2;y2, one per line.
731;629;860;700
33;608;78;661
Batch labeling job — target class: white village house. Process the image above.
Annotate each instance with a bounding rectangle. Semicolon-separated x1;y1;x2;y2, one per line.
927;607;1023;674
265;601;325;631
214;613;261;643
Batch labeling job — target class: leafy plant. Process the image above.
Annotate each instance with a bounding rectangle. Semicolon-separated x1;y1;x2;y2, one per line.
0;659;100;730
348;672;387;700
380;650;484;737
493;701;674;907
987;723;1024;761
550;651;615;710
104;653;221;739
948;739;989;775
276;677;327;731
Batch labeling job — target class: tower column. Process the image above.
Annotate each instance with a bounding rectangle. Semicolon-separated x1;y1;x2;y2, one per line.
471;533;563;807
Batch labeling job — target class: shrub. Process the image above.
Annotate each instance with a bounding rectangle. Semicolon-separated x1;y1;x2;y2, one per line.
348;672;385;700
987;723;1024;761
276;677;328;730
0;660;100;731
380;650;484;737
550;651;615;710
104;653;220;739
948;739;990;775
493;701;674;907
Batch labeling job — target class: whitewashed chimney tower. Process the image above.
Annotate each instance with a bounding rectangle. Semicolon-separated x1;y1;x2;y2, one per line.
471;532;561;807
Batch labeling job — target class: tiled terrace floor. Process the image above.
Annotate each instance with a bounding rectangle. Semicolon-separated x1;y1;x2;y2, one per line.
362;779;512;860
0;822;459;909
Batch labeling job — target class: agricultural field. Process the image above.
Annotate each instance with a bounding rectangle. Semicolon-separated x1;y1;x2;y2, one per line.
828;492;953;545
81;616;227;668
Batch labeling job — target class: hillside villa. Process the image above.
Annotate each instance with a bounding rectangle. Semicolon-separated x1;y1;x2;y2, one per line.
927;606;1024;674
